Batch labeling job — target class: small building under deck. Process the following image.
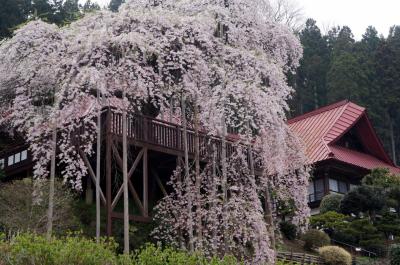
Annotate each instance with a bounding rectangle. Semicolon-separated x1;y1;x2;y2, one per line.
288;100;400;214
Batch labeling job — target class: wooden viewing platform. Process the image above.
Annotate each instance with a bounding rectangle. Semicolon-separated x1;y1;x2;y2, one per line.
0;107;262;236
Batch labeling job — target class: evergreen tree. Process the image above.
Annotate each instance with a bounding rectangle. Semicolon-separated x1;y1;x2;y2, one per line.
374;26;400;164
0;0;31;39
291;19;330;115
82;0;100;13
326;26;369;104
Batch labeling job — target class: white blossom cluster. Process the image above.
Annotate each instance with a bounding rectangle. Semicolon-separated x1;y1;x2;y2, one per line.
0;0;310;262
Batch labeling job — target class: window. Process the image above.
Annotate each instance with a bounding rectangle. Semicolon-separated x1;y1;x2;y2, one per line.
329;178;348;194
329;178;339;192
315;179;324;201
0;159;4;169
339;181;348;193
308;181;315;202
14;152;21;163
308;179;325;202
8;155;14;166
5;150;28;167
21;150;28;161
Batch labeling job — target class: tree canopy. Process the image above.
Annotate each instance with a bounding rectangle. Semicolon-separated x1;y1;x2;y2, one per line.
0;0;310;263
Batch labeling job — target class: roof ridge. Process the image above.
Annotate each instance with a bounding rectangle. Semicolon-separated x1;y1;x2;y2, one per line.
287;100;349;124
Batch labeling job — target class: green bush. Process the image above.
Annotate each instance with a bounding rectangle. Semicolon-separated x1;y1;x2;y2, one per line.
0;233;118;265
131;244;240;265
309;211;348;231
0;233;242;265
279;221;297;240
302;229;330;251
390;244;400;265
318;246;352;265
320;194;344;214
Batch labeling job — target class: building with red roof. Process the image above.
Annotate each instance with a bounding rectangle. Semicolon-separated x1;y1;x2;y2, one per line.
288;100;400;212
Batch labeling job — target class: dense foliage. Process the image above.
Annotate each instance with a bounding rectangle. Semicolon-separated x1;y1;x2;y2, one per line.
390;244;400;265
0;178;80;234
309;169;400;257
319;193;343;214
0;233;241;265
290;19;400;165
301;229;330;251
279;221;297;240
318;246;352;265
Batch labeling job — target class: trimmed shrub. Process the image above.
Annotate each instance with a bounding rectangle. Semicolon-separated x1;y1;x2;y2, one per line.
390;244;400;265
320;193;344;214
302;229;330;251
318;246;352;265
279;221;297;240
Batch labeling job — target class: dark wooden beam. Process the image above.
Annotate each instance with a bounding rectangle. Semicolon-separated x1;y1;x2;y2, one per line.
111;212;151;223
143;147;148;217
78;149;106;205
111;148;144;209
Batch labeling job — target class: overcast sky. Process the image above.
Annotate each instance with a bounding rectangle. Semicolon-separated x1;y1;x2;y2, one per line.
82;0;400;40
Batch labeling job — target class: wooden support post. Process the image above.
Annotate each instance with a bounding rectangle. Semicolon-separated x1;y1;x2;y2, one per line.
143;147;148;217
106;109;113;237
78;149;106;205
122;92;129;254
95;90;102;242
323;168;329;196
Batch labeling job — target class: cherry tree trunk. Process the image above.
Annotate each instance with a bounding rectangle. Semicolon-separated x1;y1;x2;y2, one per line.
194;100;203;247
46;125;57;240
181;95;194;251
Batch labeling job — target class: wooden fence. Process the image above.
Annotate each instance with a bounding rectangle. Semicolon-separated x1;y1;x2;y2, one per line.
277;251;323;265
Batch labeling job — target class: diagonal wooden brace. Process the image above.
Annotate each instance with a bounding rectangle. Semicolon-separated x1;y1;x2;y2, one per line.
78;148;106;205
111;146;144;210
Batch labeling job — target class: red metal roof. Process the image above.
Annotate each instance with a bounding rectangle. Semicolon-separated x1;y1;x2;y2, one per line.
288;100;400;174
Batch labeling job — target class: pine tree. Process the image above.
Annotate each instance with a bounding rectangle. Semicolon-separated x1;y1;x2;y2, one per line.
291;19;330;115
108;0;124;12
0;0;31;39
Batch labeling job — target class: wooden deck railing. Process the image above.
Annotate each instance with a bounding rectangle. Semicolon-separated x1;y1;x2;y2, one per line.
109;110;261;169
